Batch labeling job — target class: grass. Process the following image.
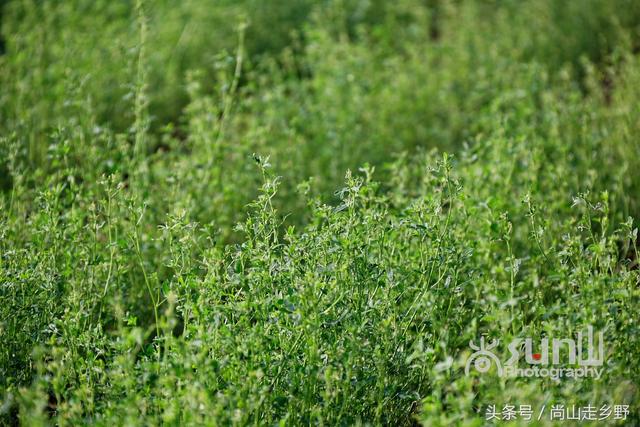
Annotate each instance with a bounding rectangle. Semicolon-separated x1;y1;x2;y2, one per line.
1;0;640;425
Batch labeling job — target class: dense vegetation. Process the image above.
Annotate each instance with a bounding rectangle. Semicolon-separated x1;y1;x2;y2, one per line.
1;0;640;425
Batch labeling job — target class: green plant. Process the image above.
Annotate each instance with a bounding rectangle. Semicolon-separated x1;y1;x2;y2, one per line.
2;0;640;425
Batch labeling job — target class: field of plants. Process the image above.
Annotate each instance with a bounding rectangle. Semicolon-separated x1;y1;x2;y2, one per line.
1;0;640;425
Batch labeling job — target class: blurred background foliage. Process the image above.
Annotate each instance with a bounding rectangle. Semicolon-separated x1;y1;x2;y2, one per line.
2;0;640;233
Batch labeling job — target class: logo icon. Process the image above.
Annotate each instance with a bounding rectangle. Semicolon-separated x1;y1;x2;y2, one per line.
465;336;502;376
